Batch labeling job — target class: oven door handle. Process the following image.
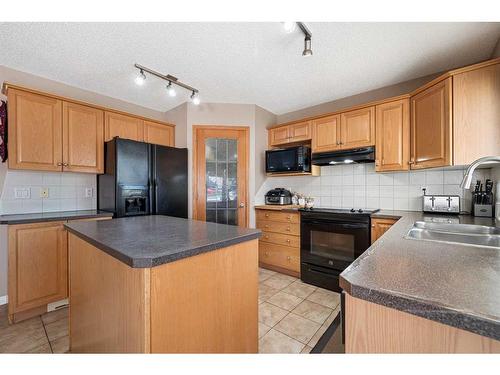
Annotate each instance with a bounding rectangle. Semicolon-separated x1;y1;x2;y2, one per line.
306;265;339;277
304;220;367;230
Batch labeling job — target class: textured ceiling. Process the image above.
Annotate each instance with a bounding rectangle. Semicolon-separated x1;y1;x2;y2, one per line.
0;22;499;115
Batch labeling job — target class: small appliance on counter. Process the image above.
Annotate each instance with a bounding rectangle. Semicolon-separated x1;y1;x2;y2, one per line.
265;188;293;205
472;179;495;217
422;188;460;214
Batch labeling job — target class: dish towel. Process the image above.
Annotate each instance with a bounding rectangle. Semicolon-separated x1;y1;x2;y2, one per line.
0;100;7;162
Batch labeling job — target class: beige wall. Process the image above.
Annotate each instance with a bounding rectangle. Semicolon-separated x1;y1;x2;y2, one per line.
164;102;188;148
492;37;500;58
254;106;276;193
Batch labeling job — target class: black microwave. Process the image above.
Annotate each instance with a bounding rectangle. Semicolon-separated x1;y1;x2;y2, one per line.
266;146;311;174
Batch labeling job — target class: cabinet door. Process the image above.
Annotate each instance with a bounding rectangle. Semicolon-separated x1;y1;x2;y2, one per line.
268;126;289;147
8;222;68;315
143;120;175;147
7;89;63;171
312;115;341;153
371;218;397;244
375;99;410;172
453;63;500;165
288;121;311;142
104;112;144;142
340;106;375;149
410;78;452;169
63;102;104;174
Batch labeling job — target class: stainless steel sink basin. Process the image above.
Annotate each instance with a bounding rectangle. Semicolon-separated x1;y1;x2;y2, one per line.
406;221;500;248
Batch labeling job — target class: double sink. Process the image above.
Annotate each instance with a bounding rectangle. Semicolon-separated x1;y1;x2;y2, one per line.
406;221;500;248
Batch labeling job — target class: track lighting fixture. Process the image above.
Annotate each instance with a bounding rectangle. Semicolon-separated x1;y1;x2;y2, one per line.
303;36;313;57
166;81;176;97
134;63;200;104
283;22;296;33
190;91;200;106
134;69;146;85
283;22;313;57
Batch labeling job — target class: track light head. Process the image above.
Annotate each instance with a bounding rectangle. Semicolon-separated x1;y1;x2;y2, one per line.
191;91;200;106
283;22;297;33
135;69;146;85
166;82;177;97
302;36;313;57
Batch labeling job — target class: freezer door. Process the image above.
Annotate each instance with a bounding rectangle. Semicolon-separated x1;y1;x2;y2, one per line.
153;145;188;218
116;138;150;187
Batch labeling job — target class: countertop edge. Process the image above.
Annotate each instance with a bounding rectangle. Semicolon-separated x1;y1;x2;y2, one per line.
0;211;114;225
65;224;261;268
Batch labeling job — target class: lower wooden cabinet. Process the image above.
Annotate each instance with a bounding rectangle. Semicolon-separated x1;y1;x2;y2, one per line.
256;209;300;277
371;218;398;244
7;217;111;323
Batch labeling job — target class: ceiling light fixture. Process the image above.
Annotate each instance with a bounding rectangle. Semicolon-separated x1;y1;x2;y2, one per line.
297;22;313;57
134;69;146;85
283;22;297;33
166;81;176;97
190;91;200;106
134;63;199;103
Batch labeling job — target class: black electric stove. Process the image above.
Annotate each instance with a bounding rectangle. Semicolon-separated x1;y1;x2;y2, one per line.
299;207;379;292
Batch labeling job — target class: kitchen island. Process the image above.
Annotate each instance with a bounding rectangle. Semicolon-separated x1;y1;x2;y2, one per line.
340;211;500;353
64;215;261;353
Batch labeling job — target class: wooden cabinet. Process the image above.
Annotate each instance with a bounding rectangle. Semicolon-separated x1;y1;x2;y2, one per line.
268;126;290;147
7;216;112;323
340;106;375;149
256;209;300;276
104;111;144;142
8;89;63;171
371;218;398;244
312;115;341;153
288;121;311;143
452;63;500;165
143;120;175;147
375;99;410;172
410;78;452;169
8;221;68;319
63;102;104;173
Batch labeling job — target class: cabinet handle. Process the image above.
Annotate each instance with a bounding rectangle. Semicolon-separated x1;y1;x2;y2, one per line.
336;141;340;145
264;225;269;228
264;235;269;239
408;161;414;165
371;224;375;228
57;162;63;166
375;160;380;166
286;227;291;231
265;252;269;257
265;213;269;217
286;239;290;243
286;215;291;220
63;163;69;167
287;256;291;261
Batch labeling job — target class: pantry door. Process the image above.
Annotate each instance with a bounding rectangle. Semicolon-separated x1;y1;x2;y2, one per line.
193;126;249;227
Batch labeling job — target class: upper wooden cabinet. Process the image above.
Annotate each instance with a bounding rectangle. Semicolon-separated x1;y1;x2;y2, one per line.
452;62;500;165
8;89;63;171
312;115;341;153
268;126;290;147
410;78;452;169
104;112;144;142
8;221;68;317
143;120;175;147
340;106;375;149
375;99;410;172
63;102;104;174
288;121;311;143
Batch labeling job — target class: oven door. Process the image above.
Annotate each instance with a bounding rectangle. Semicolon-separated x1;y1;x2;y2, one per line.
301;217;370;271
266;148;299;173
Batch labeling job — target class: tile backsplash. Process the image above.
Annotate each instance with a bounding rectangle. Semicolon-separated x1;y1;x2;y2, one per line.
0;170;97;215
256;163;491;212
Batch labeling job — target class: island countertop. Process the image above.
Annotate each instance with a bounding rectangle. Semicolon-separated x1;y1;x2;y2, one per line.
340;211;500;341
65;215;261;268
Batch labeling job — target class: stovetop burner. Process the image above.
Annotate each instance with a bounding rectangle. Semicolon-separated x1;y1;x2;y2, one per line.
299;207;380;215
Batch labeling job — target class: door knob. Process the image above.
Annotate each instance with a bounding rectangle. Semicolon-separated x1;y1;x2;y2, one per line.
239;202;245;208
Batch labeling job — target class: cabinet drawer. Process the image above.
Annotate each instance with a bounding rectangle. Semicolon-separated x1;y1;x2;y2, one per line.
260;231;300;248
259;242;300;273
256;210;299;224
256;220;300;235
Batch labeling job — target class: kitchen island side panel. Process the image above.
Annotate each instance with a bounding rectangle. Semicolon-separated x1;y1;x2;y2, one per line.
68;234;150;353
150;239;259;353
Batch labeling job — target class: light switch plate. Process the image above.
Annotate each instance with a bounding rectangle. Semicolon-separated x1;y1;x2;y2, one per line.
14;188;30;199
40;188;49;198
85;187;93;198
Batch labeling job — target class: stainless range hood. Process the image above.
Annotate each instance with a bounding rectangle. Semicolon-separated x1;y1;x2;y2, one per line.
311;146;375;166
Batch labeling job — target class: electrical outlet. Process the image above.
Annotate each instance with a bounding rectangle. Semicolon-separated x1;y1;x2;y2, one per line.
14;188;30;199
85;187;93;198
40;188;49;198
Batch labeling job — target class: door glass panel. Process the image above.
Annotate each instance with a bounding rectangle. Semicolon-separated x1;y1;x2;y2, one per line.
205;138;238;225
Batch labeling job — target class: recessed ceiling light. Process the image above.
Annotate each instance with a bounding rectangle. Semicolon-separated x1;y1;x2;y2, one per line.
134;69;146;85
283;22;297;33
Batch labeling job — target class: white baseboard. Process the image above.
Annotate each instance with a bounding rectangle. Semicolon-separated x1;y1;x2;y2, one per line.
0;295;7;306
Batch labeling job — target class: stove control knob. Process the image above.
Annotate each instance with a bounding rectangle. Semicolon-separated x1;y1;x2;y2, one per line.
358;209;363;213
350;208;355;213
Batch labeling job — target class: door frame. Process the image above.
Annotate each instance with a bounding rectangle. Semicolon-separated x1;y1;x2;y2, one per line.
192;125;250;227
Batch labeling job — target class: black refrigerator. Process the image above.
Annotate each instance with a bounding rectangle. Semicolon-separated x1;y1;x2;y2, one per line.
98;138;188;218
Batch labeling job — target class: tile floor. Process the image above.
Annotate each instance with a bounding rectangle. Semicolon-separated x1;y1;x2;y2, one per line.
0;304;69;353
258;268;341;353
0;268;339;354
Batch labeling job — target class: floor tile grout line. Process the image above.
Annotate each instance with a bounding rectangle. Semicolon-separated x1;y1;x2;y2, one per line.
40;316;54;354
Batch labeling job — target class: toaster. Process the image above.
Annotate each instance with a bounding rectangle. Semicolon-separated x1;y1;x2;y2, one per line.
423;194;460;214
265;188;292;205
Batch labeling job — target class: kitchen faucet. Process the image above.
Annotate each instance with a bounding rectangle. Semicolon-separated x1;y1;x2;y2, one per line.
460;156;500;222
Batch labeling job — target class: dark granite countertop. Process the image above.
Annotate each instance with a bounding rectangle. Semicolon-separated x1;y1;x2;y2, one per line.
0;210;114;225
65;215;261;268
340;210;500;341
